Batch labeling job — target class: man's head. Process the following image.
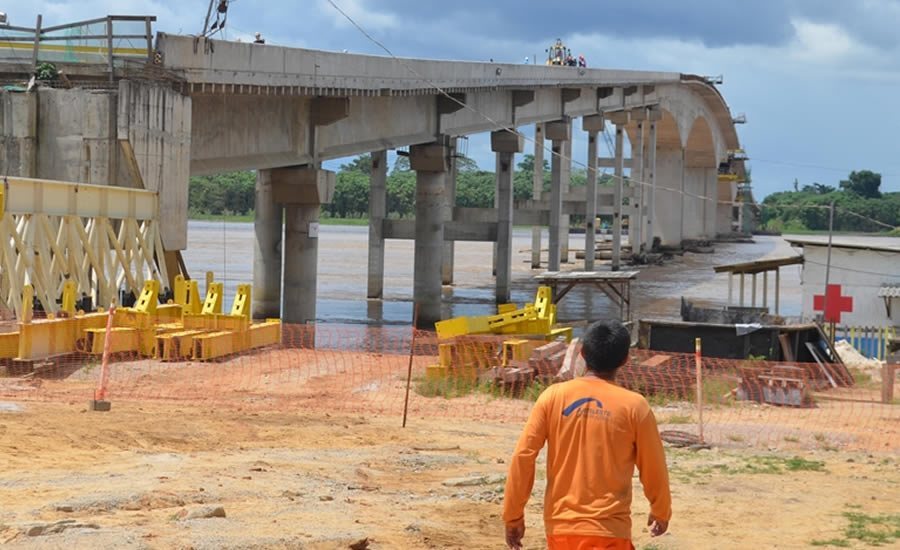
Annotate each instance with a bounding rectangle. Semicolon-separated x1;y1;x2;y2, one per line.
580;319;630;377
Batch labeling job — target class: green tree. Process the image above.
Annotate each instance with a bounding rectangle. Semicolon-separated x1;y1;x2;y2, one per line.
340;154;372;175
839;170;881;199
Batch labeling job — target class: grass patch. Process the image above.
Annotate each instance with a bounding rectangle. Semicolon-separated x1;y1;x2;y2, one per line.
414;375;550;402
783;435;800;443
188;214;371;226
783;457;826;471
810;539;850;547
843;511;900;545
811;510;900;547
663;414;693;425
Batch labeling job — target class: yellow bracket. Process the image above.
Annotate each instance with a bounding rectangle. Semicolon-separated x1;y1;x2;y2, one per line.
230;284;251;318
202;282;224;315
534;286;552;319
173;274;187;305
186;280;202;315
61;280;77;315
131;280;160;314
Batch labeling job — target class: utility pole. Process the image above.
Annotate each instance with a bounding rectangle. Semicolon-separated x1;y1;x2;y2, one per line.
823;200;836;344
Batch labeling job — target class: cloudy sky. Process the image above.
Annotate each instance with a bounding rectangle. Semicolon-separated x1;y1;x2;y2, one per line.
18;0;900;198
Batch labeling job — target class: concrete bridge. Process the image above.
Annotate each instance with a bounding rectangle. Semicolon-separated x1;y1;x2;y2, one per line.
0;30;745;327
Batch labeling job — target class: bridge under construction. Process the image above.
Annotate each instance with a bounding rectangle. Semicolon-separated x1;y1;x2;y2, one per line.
0;14;747;333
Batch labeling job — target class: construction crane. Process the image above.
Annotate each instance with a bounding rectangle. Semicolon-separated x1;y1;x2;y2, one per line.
201;0;231;37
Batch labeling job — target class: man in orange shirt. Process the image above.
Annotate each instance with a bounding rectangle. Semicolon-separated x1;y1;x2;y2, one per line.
503;320;671;550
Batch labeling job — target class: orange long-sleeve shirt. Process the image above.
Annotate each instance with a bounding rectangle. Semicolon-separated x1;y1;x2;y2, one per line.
503;376;672;539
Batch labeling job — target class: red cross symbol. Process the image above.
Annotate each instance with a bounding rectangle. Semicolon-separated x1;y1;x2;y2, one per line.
813;284;853;323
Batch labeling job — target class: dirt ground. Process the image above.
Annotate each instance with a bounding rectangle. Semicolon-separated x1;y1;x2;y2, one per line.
1;401;898;549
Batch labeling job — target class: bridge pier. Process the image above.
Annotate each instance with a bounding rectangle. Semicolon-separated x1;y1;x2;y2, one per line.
644;108;661;251
530;123;545;268
582;115;604;271
654;146;686;247
410;141;449;327
545;119;571;271
253;169;283;319
271;167;335;325
630;109;646;254
442;138;458;285
491;130;523;303
367;150;388;299
609;111;629;271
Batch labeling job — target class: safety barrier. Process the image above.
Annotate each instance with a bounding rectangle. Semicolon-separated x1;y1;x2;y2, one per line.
0;323;896;452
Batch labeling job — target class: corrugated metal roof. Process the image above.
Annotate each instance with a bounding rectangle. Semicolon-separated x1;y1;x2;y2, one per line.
878;285;900;297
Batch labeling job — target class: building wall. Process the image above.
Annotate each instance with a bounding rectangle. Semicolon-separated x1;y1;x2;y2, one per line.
800;246;900;327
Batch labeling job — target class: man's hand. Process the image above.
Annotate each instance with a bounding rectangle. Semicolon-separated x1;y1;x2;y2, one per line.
648;514;669;537
505;518;525;549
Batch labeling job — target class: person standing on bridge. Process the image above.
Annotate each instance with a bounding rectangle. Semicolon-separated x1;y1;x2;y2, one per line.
502;319;671;550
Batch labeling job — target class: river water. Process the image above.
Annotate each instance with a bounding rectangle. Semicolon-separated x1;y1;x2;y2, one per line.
185;220;813;325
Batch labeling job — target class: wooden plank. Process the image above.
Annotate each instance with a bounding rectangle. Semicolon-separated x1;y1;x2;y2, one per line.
778;333;795;362
805;342;837;389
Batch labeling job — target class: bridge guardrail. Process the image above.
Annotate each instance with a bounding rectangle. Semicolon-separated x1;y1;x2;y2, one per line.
0;15;156;80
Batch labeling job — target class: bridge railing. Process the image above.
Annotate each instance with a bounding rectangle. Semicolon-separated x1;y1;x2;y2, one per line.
0;15;156;79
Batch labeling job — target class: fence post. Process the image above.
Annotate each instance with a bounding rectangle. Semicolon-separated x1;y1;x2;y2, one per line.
106;16;114;82
695;338;704;444
90;304;115;411
883;363;896;405
31;14;42;72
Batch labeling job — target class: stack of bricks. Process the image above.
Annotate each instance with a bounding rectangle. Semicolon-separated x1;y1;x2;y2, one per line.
477;339;570;390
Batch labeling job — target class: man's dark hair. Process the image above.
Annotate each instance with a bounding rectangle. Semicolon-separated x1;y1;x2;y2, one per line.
580;319;631;375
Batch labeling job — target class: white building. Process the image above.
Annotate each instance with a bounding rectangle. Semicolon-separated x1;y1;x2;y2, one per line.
789;238;900;328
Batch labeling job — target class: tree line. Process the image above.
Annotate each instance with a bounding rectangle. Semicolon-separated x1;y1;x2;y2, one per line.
188;154;614;219
760;170;899;233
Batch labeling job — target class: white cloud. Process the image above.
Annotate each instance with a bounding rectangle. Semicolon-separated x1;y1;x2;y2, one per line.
316;0;397;32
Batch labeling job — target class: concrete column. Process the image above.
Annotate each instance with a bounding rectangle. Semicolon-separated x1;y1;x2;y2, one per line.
630;109;645;254
271;167;335;325
582;115;604;271
492;130;524;303
545;119;570;271
283;203;320;324
410;141;449;327
655;147;686;247
367;150;388;299
560;137;572;263
609;112;629;271
680;148;687;245
252;169;283;319
531;124;545;268
442;139;457;284
645;109;660;251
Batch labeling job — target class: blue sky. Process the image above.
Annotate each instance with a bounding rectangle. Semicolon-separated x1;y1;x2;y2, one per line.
19;0;900;198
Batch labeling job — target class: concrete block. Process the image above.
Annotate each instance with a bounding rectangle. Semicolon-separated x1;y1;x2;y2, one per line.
582;114;605;133
410;143;449;172
490;130;524;153
607;111;630;126
88;400;111;412
544;119;571;142
272;168;335;205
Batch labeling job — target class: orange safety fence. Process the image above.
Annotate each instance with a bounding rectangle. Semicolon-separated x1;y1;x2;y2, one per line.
0;323;897;452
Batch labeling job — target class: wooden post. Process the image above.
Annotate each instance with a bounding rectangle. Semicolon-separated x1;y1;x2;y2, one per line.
695;338;704;444
751;273;757;307
728;273;733;307
882;363;896;405
775;267;781;314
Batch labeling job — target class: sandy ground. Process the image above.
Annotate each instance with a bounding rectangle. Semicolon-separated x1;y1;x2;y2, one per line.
1;401;898;549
